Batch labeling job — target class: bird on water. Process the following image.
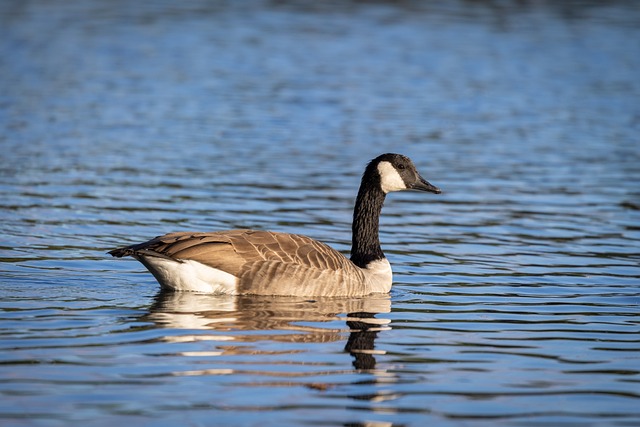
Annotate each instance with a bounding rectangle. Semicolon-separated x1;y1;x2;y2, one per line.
109;153;441;296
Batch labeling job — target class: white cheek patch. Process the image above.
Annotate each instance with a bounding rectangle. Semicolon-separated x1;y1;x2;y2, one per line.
377;161;407;193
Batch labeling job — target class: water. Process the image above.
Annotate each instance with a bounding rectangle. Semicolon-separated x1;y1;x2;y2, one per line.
1;0;639;425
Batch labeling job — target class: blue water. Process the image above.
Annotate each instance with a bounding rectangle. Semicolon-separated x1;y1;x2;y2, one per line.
1;1;639;425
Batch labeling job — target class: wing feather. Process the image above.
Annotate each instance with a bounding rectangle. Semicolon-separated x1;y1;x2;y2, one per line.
110;229;365;295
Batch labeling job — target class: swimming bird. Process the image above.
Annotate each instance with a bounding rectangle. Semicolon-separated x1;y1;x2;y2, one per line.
109;153;441;296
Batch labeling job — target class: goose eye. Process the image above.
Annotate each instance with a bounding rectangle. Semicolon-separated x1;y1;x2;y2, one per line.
397;163;406;170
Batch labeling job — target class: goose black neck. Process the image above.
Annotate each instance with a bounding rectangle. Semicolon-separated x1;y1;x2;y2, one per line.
350;172;386;269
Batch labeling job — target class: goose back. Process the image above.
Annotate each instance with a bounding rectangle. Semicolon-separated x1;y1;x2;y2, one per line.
111;230;386;296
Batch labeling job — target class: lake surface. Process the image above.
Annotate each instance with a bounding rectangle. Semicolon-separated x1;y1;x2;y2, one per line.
1;0;639;425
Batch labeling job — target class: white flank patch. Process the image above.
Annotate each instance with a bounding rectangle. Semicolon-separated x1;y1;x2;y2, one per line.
137;256;238;294
377;161;406;193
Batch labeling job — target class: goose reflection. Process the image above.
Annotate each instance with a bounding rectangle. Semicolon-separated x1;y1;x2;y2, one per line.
145;291;391;372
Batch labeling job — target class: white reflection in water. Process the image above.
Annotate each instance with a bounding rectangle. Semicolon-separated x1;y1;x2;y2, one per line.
145;292;393;380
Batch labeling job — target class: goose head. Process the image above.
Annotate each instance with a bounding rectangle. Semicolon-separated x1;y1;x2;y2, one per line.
372;153;441;194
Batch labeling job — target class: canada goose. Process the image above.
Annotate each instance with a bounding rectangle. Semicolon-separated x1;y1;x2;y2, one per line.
109;153;441;296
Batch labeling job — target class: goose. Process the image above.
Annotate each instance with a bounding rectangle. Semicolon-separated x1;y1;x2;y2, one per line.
109;153;441;296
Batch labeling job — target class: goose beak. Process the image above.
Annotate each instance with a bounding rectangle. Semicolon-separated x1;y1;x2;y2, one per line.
411;175;441;194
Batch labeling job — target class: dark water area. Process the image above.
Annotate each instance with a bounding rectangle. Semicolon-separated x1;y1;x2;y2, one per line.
1;1;639;425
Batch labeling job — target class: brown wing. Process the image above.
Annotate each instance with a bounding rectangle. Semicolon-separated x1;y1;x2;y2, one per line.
226;231;366;295
227;230;351;271
109;229;357;281
110;229;245;275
